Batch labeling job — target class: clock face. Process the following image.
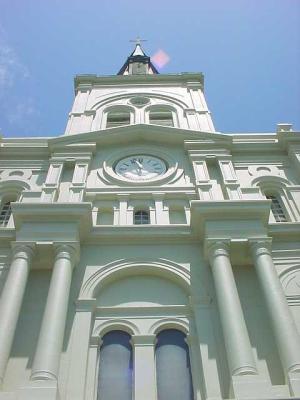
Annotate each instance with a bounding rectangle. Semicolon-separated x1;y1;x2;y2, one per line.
115;155;167;181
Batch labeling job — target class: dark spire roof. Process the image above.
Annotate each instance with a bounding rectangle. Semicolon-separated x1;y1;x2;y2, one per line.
118;43;159;75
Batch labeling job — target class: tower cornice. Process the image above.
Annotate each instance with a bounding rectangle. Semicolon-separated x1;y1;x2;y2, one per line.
74;72;204;93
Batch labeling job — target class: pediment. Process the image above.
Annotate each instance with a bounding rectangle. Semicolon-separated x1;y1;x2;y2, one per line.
48;124;231;152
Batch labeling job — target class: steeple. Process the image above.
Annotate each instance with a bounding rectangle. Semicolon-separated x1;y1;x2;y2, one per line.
118;39;159;76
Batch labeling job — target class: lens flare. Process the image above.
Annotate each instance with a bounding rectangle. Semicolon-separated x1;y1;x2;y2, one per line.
151;49;170;69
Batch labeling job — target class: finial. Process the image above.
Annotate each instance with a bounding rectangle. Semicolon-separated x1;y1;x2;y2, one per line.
129;36;147;46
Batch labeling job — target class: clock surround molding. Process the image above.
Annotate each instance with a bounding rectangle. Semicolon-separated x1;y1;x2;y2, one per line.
99;146;179;186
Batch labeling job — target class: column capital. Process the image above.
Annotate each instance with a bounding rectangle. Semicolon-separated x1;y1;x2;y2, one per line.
11;242;35;261
53;242;79;266
249;238;272;257
117;193;130;201
206;239;231;261
131;334;156;346
152;192;165;201
185;334;198;346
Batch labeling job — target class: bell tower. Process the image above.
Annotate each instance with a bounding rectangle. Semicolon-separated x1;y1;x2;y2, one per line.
64;43;215;135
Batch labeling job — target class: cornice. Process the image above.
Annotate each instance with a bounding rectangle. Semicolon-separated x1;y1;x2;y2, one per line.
0;139;49;158
277;130;300;150
49;125;224;147
74;72;204;92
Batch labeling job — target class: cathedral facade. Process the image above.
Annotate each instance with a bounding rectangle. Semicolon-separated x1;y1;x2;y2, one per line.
0;44;300;400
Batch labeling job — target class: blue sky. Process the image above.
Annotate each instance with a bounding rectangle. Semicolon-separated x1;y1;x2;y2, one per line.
0;0;299;137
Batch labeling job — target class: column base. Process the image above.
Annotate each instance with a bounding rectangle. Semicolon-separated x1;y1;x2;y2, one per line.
288;372;300;397
17;380;59;400
231;375;276;399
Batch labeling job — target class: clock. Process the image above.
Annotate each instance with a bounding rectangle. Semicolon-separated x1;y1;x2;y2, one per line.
115;155;167;181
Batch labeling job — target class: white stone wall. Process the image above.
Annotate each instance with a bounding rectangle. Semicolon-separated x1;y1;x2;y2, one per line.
0;76;300;400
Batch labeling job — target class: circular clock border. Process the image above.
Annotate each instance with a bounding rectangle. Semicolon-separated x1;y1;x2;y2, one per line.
115;154;167;182
101;147;178;186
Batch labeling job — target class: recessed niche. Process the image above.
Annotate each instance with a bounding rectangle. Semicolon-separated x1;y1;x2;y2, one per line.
9;170;24;177
129;97;150;107
256;167;271;173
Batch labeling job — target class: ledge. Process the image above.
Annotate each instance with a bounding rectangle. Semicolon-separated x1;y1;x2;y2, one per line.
268;222;300;241
87;224;192;244
190;199;271;238
11;202;93;240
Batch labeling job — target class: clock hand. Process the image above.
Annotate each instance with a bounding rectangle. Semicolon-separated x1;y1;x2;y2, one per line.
135;160;143;169
132;159;143;174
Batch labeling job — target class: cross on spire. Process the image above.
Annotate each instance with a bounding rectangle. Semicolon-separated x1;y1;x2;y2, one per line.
129;36;147;46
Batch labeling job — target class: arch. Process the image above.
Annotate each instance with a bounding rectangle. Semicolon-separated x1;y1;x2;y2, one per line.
80;258;190;299
90;92;189;113
104;104;134;114
251;175;291;192
0;182;29;227
92;319;140;339
279;265;300;296
251;176;297;222
149;318;189;335
0;180;31;200
145;104;177;113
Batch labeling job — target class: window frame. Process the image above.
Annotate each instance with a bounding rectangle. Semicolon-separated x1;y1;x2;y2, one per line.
104;106;134;129
97;330;133;400
155;329;194;400
146;106;177;128
0;201;12;227
266;194;288;222
134;209;150;225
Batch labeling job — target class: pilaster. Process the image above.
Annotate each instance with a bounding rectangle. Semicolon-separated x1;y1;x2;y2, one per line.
131;335;157;400
41;160;64;202
153;193;169;224
69;156;91;202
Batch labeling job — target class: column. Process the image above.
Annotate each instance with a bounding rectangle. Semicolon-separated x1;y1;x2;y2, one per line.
31;244;77;380
250;240;300;376
131;335;157;400
208;241;257;376
0;243;34;384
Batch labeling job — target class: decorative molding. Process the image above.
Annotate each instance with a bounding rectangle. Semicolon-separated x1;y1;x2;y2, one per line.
80;258;190;299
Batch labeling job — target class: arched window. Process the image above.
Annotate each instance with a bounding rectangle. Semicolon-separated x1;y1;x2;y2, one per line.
106;110;131;128
149;108;174;127
134;210;150;225
0;201;12;227
98;331;133;400
156;329;194;400
266;194;288;222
